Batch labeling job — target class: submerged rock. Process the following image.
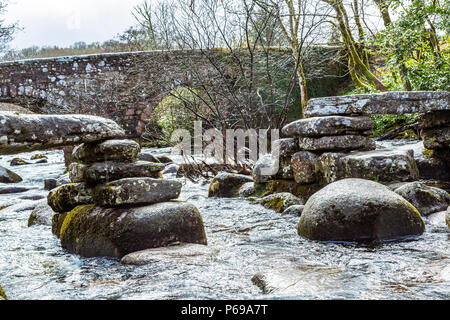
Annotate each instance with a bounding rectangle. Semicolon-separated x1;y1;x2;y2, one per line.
28;200;55;227
298;179;425;242
93;178;182;206
10;157;30;166
0;112;126;155
317;149;419;184
259;193;303;213
59;202;207;258
44;179;57;191
282;116;374;137
298;135;375;152
155;155;173;164
394;182;450;216
47;183;93;213
72;139;140;163
0;165;22;183
252;266;341;295
138;152;159;163
208;173;253;198
69;161;165;184
0;186;30;195
121;243;217;266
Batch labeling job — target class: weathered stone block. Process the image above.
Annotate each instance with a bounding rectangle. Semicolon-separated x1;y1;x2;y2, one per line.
421;127;450;150
47;183;93;213
0;113;125;155
291;151;319;184
93;178;182;206
69;161;165;184
298;135;376;152
72;139;140;163
282;116;374;137
317;149;419;184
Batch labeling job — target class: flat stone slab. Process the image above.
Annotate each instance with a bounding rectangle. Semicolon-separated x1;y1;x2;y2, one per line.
72;139;140;163
120;243;218;266
317;148;419;184
282;116;374;137
93;178;182;206
298;135;375;151
0;112;125;155
69;161;165;185
305;91;450;117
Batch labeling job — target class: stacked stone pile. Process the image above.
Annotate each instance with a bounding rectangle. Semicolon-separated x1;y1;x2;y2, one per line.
420;110;450;164
49;138;207;258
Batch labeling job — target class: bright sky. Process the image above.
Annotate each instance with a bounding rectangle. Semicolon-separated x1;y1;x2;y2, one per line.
4;0;147;50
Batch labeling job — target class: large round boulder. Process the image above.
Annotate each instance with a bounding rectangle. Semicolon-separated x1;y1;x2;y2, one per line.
208;173;253;198
0;165;22;183
59;201;207;258
298;179;425;242
394;182;450;216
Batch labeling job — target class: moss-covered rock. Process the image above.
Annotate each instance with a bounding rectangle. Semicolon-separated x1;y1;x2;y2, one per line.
93;178;182;206
30;154;48;160
51;213;68;238
47;183;93;213
208;173;253;198
72;139;140;163
298;178;425;242
28;200;55;227
0;165;22;183
258;193;303;213
69;161;165;185
253;180;322;204
60;202;207;258
0;285;7;300
10;158;31;166
394;182;450;216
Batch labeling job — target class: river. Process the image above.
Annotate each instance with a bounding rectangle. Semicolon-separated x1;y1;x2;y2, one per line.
0;142;449;300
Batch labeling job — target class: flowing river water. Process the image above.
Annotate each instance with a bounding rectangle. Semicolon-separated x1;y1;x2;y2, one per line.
0;142;449;300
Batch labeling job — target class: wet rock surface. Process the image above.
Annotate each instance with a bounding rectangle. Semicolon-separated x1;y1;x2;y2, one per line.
282;116;374;137
258;193;303;213
298;179;425;242
0;112;126;155
208;173;253;198
395;182;450;216
93;178;182;207
0;165;22;183
47;183;93;213
60;202;207;258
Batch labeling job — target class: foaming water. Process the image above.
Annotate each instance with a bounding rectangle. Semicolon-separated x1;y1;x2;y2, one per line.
0;147;449;300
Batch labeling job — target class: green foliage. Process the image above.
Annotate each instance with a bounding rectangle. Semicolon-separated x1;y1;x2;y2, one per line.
147;86;205;146
370;113;420;138
374;0;450;91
